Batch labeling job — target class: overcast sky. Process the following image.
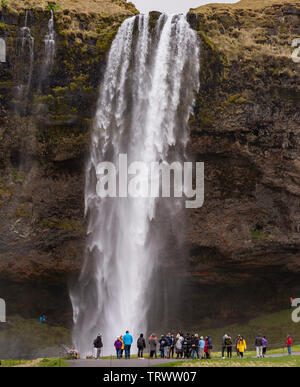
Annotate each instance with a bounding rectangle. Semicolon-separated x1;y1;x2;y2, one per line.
132;0;240;14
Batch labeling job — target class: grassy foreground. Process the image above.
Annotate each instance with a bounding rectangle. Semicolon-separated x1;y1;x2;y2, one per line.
1;357;69;367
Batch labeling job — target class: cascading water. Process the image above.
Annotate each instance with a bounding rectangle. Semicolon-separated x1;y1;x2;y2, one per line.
70;14;200;356
15;10;34;110
44;10;55;67
38;10;56;90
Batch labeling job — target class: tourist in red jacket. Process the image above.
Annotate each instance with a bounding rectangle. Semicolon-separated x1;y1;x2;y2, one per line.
286;335;292;355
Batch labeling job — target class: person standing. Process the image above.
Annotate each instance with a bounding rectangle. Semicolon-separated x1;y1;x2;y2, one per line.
225;335;233;358
169;333;175;358
182;334;190;359
235;335;241;357
114;337;122;359
204;336;209;359
255;334;263;358
93;333;103;359
191;334;200;360
159;335;167;358
166;333;173;358
262;336;268;357
120;335;124;358
237;336;247;358
149;334;157;359
175;332;184;359
206;335;213;359
222;334;228;359
137;333;146;359
199;336;205;359
123;330;133;359
286;335;292;355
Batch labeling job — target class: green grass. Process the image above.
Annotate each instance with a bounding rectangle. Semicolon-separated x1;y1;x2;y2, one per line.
0;315;71;359
0;359;28;367
37;357;69;367
1;357;69;367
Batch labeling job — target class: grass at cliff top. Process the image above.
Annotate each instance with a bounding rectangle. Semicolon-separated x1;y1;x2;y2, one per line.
0;0;137;15
191;0;298;12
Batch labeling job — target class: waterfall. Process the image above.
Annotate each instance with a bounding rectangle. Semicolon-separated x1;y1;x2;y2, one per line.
15;10;34;112
71;14;200;356
44;10;55;67
38;10;55;90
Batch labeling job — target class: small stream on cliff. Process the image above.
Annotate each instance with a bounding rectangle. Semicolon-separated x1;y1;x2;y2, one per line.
38;10;56;89
14;10;56;113
70;14;200;356
14;10;34;112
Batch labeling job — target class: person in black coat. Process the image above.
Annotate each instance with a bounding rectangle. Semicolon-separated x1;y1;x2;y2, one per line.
183;334;191;359
93;333;103;359
137;333;146;358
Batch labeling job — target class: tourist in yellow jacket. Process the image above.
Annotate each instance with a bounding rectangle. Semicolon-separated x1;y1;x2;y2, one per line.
120;335;125;358
237;337;247;358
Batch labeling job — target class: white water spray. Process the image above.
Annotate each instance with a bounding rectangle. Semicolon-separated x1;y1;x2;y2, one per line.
71;14;200;356
44;10;55;66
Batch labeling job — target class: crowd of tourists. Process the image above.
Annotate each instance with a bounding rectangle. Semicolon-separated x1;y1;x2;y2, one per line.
93;331;294;360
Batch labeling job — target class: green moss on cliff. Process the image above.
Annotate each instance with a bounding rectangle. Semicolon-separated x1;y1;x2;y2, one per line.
39;218;85;233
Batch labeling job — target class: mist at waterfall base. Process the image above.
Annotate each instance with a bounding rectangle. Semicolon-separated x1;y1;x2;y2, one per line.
70;14;200;356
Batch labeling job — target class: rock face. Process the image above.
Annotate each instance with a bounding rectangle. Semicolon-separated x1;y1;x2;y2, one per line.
0;0;138;325
0;0;299;329
183;0;300;324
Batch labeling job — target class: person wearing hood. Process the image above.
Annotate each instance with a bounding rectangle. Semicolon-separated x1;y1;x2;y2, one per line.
114;337;122;359
255;334;263;358
123;330;133;359
137;333;146;359
93;333;103;359
237;336;247;358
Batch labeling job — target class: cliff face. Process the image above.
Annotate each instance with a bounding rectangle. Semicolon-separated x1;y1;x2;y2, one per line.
0;0;299;329
183;0;300;323
0;0;137;324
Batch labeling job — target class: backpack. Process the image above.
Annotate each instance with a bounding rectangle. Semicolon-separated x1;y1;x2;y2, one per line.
137;337;144;348
225;337;232;346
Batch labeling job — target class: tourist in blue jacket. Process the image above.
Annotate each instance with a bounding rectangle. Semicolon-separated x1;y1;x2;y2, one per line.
123;330;133;359
199;336;205;359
